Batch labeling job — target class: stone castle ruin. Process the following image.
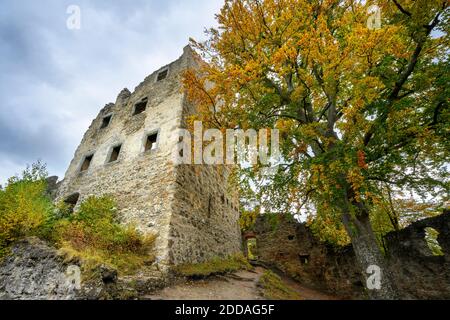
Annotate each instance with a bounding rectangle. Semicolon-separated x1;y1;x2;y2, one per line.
0;46;448;300
55;46;242;271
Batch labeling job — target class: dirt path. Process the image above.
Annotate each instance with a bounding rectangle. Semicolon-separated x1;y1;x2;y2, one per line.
276;272;338;300
145;267;337;300
146;268;264;300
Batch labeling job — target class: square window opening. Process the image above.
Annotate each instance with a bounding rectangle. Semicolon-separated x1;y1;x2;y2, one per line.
101;115;112;129
80;155;93;172
145;133;158;152
64;193;80;214
108;145;122;163
157;69;168;81
133;99;148;115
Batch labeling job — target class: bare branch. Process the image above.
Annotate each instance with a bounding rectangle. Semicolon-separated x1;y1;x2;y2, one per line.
391;0;412;17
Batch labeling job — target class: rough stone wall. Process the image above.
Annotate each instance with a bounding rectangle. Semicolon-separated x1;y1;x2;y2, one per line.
253;215;363;299
253;211;450;299
167;51;242;264
56;46;242;269
170;164;242;264
385;211;450;299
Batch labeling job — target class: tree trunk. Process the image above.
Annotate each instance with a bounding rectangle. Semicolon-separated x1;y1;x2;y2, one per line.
341;202;399;300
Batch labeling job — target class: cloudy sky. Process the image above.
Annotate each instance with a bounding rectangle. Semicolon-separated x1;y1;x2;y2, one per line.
0;0;223;185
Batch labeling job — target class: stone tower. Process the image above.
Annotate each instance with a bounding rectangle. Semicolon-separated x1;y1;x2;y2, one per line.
56;46;242;271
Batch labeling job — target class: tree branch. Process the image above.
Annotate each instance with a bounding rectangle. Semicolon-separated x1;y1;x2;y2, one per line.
391;0;412;17
364;10;443;146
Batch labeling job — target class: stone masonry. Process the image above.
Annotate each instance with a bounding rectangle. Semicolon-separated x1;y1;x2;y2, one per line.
55;46;242;272
252;211;450;299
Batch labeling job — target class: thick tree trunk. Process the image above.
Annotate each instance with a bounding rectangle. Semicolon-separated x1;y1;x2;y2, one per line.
341;203;399;300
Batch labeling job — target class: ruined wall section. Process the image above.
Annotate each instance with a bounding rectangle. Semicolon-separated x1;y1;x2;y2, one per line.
253;215;364;299
253;211;450;299
385;211;450;299
56;50;190;269
167;49;242;265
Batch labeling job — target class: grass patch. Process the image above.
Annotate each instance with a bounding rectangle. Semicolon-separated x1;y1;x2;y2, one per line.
174;254;252;278
258;270;301;300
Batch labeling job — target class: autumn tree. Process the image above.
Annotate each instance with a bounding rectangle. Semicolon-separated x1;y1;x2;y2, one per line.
184;0;449;299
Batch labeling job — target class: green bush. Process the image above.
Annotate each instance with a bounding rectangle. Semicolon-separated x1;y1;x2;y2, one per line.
54;196;156;274
0;162;156;274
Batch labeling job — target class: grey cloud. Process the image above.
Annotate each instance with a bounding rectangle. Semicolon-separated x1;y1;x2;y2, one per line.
0;116;68;164
0;0;223;184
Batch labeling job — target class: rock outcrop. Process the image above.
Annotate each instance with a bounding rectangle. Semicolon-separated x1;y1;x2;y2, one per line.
0;237;119;300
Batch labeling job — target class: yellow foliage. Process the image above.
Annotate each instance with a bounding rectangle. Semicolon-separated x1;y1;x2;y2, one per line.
0;178;52;254
307;204;351;247
183;0;448;259
239;209;258;232
53;196;157;275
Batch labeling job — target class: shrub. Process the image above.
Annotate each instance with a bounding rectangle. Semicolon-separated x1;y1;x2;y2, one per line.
239;209;258;232
0;162;156;275
54;196;156;274
0;162;53;256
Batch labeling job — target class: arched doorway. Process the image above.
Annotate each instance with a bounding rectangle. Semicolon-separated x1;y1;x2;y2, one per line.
243;232;258;261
